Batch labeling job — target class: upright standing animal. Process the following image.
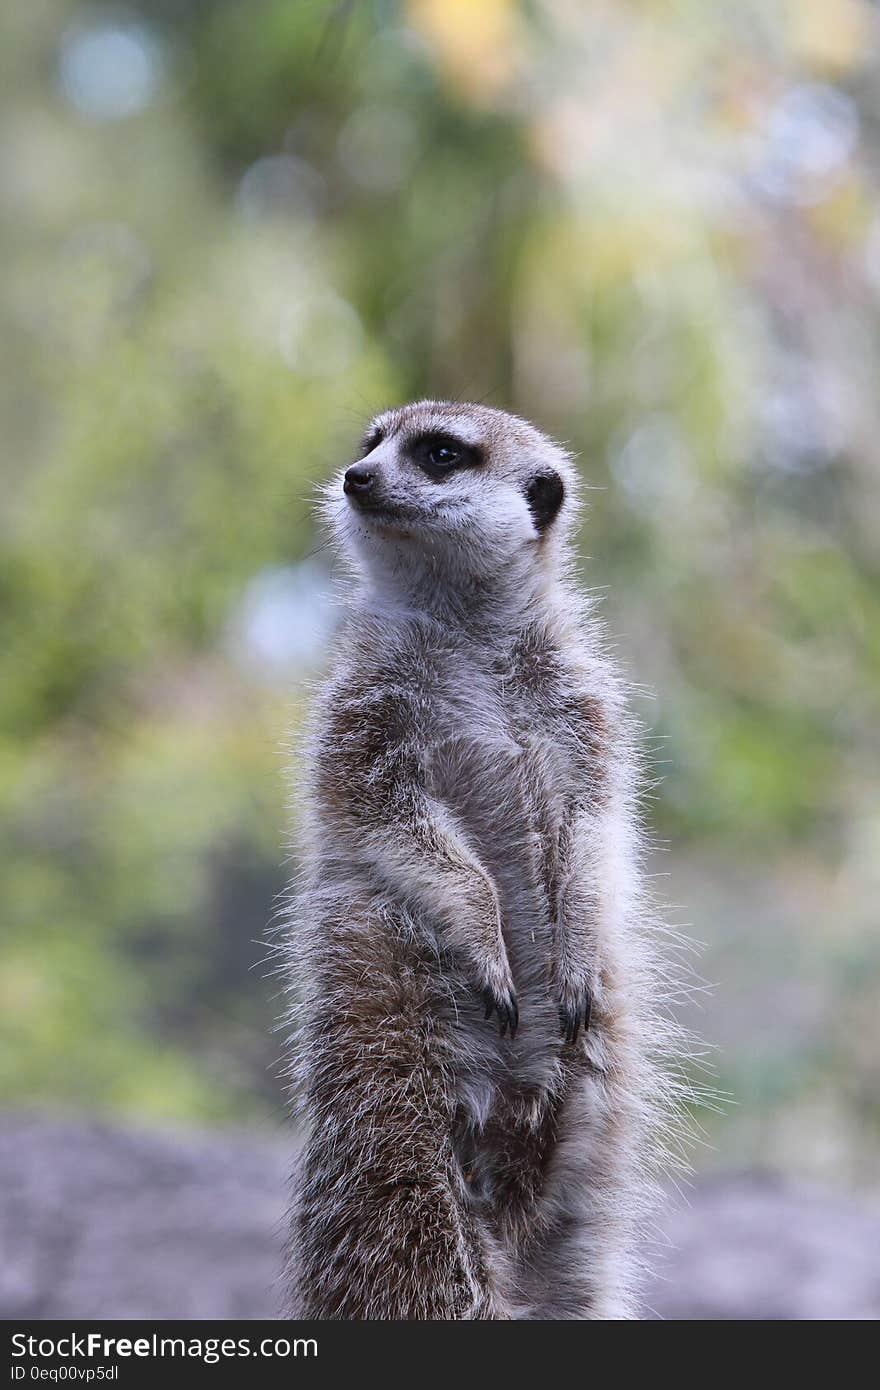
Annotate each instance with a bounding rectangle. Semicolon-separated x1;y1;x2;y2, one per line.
285;401;685;1319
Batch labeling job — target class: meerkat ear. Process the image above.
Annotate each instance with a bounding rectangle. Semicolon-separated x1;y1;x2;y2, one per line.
525;471;565;534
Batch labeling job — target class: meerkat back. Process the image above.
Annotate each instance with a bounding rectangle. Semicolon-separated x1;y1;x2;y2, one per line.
284;401;689;1320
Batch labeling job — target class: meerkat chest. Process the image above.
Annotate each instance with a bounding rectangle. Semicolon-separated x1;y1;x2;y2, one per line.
424;666;574;908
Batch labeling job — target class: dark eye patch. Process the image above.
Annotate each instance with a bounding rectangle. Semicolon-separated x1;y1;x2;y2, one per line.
408;432;483;480
360;425;384;456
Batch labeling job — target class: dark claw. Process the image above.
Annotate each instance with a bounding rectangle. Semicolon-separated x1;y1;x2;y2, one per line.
559;987;592;1044
482;986;519;1040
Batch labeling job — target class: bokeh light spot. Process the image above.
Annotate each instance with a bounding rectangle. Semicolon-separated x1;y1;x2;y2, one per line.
59;19;162;121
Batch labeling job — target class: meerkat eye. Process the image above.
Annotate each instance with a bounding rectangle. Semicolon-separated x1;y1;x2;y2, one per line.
411;433;481;478
428;443;460;467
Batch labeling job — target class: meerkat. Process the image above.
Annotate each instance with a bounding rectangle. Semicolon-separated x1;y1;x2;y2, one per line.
284;401;688;1320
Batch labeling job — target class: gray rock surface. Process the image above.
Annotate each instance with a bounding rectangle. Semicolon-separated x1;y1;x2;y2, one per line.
0;1114;288;1320
645;1174;880;1320
1;1114;878;1320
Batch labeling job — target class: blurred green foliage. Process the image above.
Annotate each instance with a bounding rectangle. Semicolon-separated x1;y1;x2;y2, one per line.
2;0;879;1167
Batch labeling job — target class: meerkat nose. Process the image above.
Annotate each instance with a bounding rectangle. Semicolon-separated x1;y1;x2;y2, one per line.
343;464;375;497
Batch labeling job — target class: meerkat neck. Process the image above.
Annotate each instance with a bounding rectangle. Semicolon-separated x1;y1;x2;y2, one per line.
355;554;572;639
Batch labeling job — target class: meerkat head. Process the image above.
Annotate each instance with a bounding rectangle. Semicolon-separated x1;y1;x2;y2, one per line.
328;400;579;594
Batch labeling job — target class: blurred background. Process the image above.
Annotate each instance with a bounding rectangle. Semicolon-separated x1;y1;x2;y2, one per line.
2;0;880;1318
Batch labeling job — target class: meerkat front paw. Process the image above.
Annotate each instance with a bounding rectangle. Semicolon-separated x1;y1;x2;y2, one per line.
474;925;518;1038
481;983;519;1039
557;981;592;1044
